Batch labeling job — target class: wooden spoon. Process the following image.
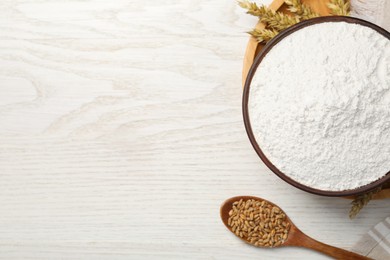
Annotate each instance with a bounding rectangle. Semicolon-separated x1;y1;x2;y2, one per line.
220;196;371;260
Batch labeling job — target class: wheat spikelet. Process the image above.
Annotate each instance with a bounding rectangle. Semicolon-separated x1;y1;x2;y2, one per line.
349;187;382;219
327;0;350;15
259;6;300;31
238;0;263;17
249;28;279;43
284;0;319;19
239;1;300;31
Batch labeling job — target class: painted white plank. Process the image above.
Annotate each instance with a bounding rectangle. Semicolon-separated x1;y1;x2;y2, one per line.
0;0;389;259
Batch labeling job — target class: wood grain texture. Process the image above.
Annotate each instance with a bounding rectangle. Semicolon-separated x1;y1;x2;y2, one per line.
0;0;389;259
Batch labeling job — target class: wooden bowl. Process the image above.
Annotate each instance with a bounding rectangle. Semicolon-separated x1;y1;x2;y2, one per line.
242;16;390;197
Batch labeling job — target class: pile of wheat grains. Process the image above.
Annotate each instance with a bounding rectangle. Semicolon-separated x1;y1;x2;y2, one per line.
228;199;290;247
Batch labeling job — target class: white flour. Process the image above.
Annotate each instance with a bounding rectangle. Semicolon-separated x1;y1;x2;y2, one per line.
248;21;390;191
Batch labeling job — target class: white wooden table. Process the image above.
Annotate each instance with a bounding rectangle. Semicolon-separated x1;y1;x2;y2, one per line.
0;0;389;259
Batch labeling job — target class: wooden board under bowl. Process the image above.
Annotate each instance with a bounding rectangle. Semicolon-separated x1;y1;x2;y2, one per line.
241;0;390;199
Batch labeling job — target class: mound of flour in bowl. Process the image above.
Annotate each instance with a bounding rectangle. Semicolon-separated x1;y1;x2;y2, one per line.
248;21;390;191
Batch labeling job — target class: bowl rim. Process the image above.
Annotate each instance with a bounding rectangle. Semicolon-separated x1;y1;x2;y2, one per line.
242;16;390;197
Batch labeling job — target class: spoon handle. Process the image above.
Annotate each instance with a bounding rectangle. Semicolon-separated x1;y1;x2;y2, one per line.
297;233;371;260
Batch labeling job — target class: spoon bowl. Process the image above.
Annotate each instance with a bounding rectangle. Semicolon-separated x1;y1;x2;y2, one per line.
220;195;291;248
221;196;371;259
